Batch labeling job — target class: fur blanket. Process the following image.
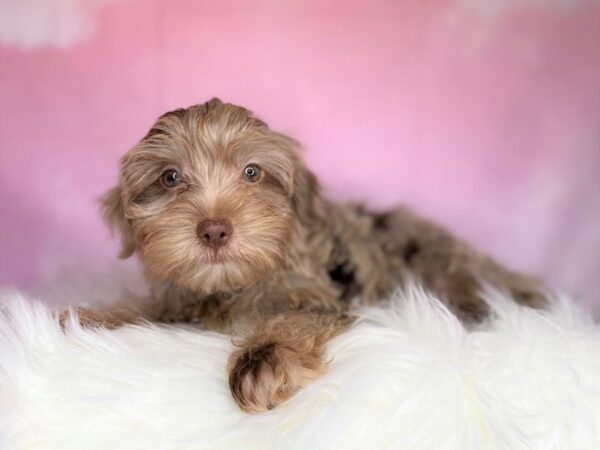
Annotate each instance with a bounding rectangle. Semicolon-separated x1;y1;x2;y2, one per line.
0;286;598;450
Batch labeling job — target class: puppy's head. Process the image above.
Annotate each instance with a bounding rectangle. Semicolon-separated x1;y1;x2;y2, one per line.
103;98;317;293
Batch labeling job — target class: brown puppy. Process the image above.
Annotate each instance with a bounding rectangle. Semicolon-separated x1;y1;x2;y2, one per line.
70;98;547;412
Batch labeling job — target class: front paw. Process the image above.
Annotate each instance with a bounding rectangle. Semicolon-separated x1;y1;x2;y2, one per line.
228;341;325;413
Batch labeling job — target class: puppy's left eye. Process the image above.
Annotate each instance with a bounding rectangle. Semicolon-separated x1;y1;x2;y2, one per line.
242;164;261;182
161;169;181;188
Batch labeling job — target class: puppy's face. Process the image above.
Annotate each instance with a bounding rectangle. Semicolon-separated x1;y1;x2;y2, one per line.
103;99;310;293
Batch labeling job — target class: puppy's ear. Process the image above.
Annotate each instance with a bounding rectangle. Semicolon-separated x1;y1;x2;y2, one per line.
101;185;136;259
207;97;223;107
291;162;325;227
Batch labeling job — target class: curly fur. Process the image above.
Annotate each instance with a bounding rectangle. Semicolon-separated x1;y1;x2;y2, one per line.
72;98;548;412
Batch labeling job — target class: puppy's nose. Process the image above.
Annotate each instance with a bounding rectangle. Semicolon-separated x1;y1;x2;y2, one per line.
196;220;233;249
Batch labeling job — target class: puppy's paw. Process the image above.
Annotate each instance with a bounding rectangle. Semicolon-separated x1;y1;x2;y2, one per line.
510;286;548;309
228;341;325;413
58;308;125;330
503;274;549;309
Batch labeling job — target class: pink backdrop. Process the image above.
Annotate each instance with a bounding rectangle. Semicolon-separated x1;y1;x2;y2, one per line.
0;0;599;311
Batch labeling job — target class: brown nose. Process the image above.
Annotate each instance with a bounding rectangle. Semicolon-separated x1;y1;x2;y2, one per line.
196;219;233;249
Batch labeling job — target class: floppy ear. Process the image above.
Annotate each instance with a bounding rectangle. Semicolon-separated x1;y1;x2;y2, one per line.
100;185;136;259
291;160;327;228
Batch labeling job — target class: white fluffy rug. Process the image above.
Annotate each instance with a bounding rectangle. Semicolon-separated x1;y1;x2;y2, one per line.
1;286;599;450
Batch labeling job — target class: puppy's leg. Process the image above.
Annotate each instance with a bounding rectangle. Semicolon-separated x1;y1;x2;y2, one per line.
421;260;546;322
57;306;142;330
228;312;348;413
377;207;548;322
57;296;165;330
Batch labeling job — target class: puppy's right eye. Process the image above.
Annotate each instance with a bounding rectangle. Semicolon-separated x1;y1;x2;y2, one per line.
242;164;261;182
161;169;181;188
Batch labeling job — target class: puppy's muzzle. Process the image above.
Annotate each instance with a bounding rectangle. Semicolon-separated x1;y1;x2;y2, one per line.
197;219;233;250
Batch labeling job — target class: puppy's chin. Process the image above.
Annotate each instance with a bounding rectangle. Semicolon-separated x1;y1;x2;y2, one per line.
182;258;279;293
141;243;283;294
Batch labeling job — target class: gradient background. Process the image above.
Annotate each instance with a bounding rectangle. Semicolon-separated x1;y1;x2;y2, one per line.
0;0;599;312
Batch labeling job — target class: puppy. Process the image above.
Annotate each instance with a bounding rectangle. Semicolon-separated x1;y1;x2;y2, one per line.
66;98;547;412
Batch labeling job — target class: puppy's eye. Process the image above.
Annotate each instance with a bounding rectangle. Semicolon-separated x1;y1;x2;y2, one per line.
161;169;181;188
242;164;261;182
